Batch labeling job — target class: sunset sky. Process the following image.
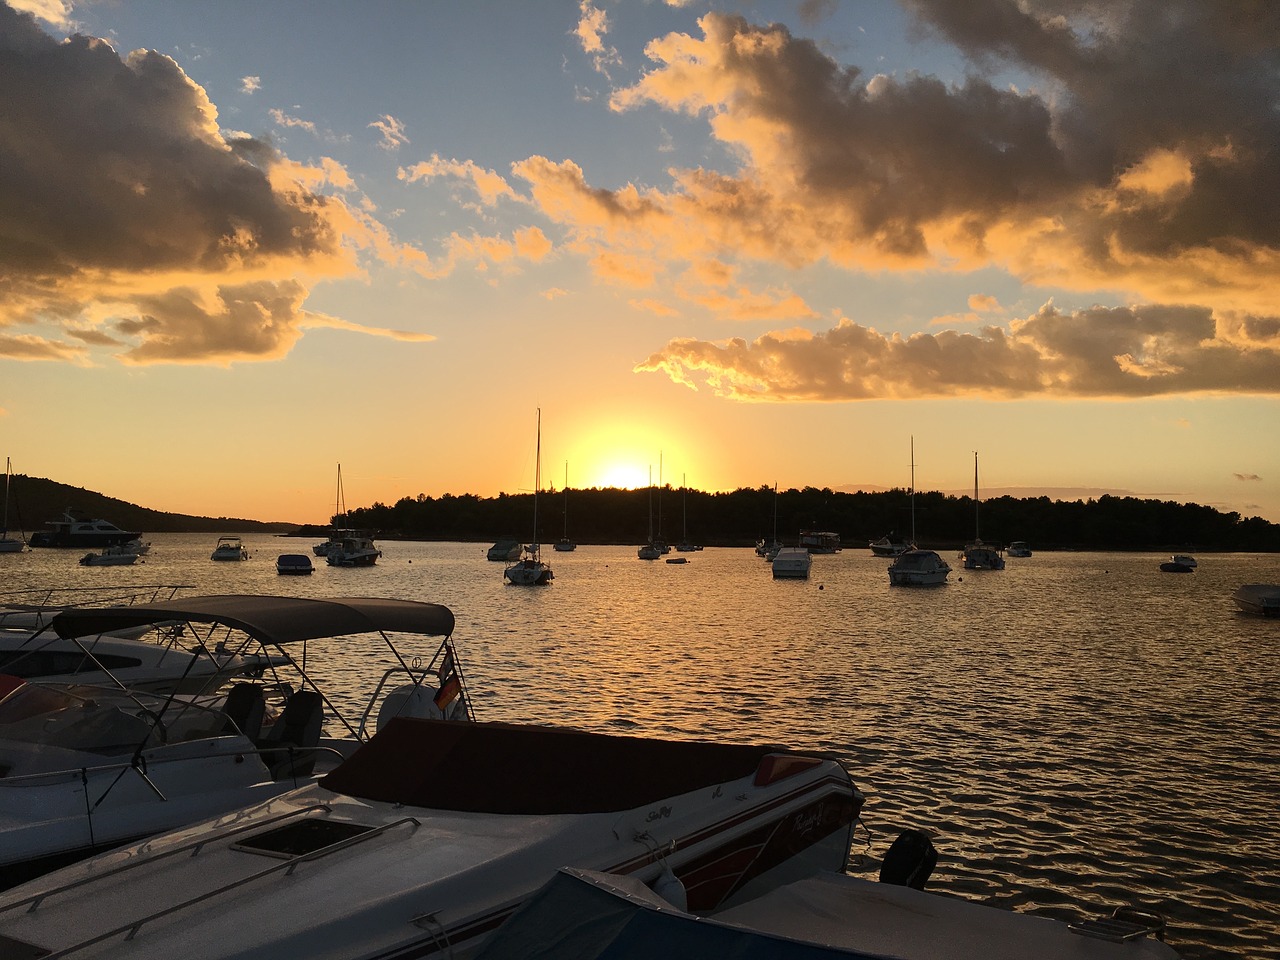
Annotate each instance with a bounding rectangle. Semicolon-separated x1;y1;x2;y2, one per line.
3;0;1278;527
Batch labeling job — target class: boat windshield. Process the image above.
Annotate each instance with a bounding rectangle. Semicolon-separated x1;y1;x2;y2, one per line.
0;683;229;756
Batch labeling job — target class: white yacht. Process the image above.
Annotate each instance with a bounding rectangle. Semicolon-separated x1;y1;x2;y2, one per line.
210;535;249;561
772;546;812;579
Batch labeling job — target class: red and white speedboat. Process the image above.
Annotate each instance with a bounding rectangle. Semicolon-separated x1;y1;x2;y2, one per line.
0;718;861;959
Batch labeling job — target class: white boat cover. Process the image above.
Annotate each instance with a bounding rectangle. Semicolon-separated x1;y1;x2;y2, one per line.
49;595;455;645
477;868;1182;960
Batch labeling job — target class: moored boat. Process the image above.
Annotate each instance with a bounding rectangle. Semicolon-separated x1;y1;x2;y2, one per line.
481;865;1180;960
799;530;840;553
1232;583;1280;616
772;546;812;579
0;718;860;959
1159;557;1194;573
0;595;471;890
504;409;554;586
1006;540;1032;557
869;534;911;557
487;538;522;561
275;553;314;575
28;511;140;549
960;453;1005;571
326;531;381;567
78;545;139;566
210;535;249;561
888;549;951;587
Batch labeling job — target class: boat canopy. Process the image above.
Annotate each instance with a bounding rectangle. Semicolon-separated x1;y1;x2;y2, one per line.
321;717;829;815
50;595;455;646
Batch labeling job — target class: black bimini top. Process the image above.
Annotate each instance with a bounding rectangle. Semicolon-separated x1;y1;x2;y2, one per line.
320;717;826;815
50;595;455;645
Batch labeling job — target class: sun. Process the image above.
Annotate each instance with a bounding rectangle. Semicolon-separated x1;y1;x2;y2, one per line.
592;461;651;490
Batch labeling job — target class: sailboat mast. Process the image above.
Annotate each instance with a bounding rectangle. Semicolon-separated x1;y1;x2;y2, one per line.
533;408;541;546
973;451;980;541
3;458;10;536
909;437;916;545
648;466;654;541
563;461;568;539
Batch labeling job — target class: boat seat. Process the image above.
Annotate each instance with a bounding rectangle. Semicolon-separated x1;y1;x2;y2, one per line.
259;689;323;780
221;683;266;741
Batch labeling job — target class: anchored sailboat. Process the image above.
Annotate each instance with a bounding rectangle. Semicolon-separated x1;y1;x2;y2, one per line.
554;462;576;552
0;458;26;553
505;409;554;585
960;451;1004;570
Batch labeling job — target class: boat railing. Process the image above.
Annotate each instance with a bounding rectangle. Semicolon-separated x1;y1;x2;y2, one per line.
0;584;195;613
18;814;422;958
0;742;349;792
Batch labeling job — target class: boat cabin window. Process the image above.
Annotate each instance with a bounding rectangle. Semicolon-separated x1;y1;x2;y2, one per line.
0;651;144;678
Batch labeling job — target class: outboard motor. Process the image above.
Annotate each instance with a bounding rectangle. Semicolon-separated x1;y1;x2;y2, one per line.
879;828;937;890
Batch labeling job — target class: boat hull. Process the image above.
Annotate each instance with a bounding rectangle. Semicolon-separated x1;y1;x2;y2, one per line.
1233;583;1280;616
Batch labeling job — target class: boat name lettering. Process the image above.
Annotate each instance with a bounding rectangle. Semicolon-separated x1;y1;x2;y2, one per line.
645;806;672;822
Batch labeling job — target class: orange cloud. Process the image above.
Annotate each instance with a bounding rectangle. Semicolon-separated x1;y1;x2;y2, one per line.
637;302;1280;400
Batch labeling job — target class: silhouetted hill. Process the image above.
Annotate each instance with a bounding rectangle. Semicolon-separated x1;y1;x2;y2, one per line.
5;475;297;536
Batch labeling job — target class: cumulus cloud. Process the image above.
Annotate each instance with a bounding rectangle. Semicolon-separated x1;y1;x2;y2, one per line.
575;1;622;77
240;75;260;94
0;6;413;366
636;302;1280;400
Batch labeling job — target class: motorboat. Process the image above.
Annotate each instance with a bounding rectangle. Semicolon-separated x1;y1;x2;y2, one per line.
1006;541;1032;557
772;546;812;579
479;865;1180;960
1232;584;1280;616
888;549;951;587
487;538;522;561
28;511;140;549
121;538;151;556
0;625;283;694
0;717;860;959
0;595;472;890
665;556;688;564
1159;557;1194;573
275;554;314;575
78;545;139;567
961;453;1005;570
869;534;911;557
0;458;25;553
210;536;249;561
799;530;840;554
1171;554;1197;568
960;540;1005;570
501;407;552;586
326;532;381;567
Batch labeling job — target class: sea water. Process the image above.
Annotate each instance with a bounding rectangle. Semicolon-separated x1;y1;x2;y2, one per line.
5;535;1278;959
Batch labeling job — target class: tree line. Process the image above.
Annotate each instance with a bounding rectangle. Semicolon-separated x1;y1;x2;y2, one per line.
313;485;1280;552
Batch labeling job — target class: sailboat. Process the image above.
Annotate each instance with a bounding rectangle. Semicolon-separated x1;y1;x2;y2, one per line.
553;462;576;552
675;474;702;552
960;451;1005;570
0;459;26;553
638;466;661;560
888;438;952;586
505;410;554;585
324;463;381;567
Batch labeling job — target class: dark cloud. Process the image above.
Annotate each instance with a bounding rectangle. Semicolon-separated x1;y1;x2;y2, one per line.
0;4;380;364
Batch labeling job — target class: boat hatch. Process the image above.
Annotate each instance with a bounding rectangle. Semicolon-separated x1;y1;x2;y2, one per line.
0;932;46;959
232;820;375;859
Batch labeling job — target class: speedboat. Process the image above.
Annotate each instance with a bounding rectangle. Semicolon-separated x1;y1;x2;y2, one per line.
0;718;860;959
28;512;140;549
888;549;951;587
480;865;1180;960
1232;583;1280;617
325;532;381;567
869;534;911;557
0;595;471;890
1006;540;1032;557
210;536;249;561
0;625;282;694
487;538;522;561
275;554;314;575
78;545;139;566
960;540;1006;570
772;546;812;579
1159;557;1195;573
1171;554;1197;568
